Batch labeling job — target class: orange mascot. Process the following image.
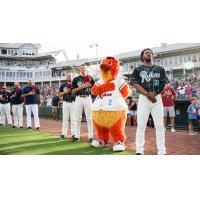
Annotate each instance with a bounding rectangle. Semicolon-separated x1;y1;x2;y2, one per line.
91;57;130;151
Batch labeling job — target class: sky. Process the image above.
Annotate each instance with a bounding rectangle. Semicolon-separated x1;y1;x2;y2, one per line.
1;0;200;60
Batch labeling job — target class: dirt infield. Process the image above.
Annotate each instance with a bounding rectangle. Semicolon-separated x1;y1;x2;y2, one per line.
38;117;200;155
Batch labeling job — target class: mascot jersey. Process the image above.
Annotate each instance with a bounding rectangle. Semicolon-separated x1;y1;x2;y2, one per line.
92;75;128;111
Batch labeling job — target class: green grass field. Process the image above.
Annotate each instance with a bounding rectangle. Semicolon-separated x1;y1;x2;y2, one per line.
0;126;134;155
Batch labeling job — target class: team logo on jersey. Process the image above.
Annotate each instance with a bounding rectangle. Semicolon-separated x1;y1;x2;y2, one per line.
99;92;112;99
140;71;160;83
108;99;112;105
63;87;68;92
77;81;83;87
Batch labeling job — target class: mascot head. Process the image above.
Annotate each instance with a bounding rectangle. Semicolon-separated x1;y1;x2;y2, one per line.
99;57;119;82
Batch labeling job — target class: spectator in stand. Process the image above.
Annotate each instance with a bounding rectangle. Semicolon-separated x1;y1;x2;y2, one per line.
126;98;132;126
147;114;154;128
177;83;185;98
46;95;52;107
192;83;197;97
51;92;60;120
187;97;198;136
131;86;139;99
161;83;177;133
130;96;137;126
185;83;193;99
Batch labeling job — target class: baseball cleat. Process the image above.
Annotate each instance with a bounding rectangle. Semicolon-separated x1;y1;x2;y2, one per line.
72;137;80;142
91;140;105;148
170;128;176;133
60;135;65;139
113;141;125;152
88;138;93;143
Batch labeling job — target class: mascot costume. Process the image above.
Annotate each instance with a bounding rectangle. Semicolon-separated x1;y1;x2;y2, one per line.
91;57;129;151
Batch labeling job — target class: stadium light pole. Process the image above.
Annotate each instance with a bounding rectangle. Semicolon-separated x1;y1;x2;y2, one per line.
90;43;99;78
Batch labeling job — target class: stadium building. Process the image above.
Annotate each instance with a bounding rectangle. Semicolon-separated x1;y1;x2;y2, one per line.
1;43;200;87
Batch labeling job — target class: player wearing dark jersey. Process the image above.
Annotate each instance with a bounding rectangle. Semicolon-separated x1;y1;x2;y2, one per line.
131;48;169;155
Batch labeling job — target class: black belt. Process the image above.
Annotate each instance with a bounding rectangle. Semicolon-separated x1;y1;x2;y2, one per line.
78;95;90;98
0;102;10;104
65;100;74;103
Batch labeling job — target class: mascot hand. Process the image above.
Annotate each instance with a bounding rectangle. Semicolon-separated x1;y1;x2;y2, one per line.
91;82;115;95
104;82;115;91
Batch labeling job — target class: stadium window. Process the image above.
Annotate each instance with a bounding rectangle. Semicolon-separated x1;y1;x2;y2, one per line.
178;56;183;64
187;55;192;61
169;57;172;65
1;49;7;54
164;58;168;66
198;54;200;62
173;57;178;65
160;59;163;66
192;54;197;62
14;50;17;55
30;72;33;78
184;56;187;62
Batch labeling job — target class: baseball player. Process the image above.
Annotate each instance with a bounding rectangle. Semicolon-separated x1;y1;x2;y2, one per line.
72;64;95;142
59;73;76;139
22;80;41;130
10;82;23;128
0;85;12;126
131;48;169;155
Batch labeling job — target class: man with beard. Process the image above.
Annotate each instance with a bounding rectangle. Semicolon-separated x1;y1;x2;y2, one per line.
0;85;12;126
59;73;76;139
130;48;169;155
72;64;95;143
10;82;23;128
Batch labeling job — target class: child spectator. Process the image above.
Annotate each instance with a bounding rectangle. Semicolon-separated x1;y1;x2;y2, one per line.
187;97;198;135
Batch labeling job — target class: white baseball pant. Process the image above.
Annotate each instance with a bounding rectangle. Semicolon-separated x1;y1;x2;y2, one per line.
136;94;166;155
74;96;93;139
0;103;12;125
25;104;40;128
12;104;23;127
62;101;76;136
